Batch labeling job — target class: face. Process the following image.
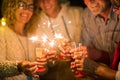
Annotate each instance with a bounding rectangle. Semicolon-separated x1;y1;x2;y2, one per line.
84;0;110;15
111;0;120;15
15;0;34;24
39;0;61;17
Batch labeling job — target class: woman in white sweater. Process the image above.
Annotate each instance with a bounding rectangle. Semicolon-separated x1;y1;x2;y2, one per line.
0;0;47;80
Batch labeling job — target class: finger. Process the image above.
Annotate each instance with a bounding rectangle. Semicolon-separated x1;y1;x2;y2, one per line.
74;59;83;67
80;46;87;50
32;74;39;78
70;62;76;68
37;62;47;67
36;58;47;62
28;64;38;72
29;62;40;66
71;69;76;73
47;54;57;59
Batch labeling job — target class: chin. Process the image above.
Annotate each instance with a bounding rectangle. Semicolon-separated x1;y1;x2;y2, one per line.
91;10;101;15
22;21;28;24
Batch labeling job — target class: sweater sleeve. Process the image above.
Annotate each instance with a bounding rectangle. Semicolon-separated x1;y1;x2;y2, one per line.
0;27;21;78
0;61;20;78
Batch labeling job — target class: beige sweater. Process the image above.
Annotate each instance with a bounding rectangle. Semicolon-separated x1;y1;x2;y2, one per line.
29;3;83;43
0;26;38;80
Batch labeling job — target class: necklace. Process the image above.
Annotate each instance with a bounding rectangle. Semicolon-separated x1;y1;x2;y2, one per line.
61;16;72;41
15;33;29;60
48;16;72;41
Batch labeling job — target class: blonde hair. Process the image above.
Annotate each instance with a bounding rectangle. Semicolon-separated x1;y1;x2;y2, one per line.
1;0;20;28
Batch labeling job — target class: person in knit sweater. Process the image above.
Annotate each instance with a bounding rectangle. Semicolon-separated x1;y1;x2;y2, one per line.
0;0;47;79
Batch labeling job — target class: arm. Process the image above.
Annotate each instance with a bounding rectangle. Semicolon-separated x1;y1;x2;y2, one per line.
0;61;20;78
0;27;20;78
0;61;39;78
0;27;39;78
71;45;110;65
95;64;116;80
71;57;116;80
86;47;110;65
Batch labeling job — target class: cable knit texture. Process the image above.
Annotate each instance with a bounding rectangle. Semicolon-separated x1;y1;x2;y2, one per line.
0;26;38;80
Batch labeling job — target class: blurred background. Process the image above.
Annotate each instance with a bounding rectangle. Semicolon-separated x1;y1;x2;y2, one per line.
0;0;2;18
0;0;86;18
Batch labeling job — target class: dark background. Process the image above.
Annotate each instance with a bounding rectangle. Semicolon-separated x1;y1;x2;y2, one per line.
0;0;86;18
69;0;86;7
0;0;2;18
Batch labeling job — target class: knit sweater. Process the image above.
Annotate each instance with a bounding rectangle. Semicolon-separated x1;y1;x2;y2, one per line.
0;26;38;80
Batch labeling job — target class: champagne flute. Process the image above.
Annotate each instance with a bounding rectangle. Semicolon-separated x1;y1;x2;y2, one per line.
35;42;48;75
71;43;85;78
58;41;77;61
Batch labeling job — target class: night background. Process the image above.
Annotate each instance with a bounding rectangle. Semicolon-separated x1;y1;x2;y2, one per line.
0;0;86;18
0;0;2;18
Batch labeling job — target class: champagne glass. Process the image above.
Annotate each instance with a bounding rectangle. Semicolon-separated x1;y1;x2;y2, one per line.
35;42;48;75
58;41;77;61
71;43;85;78
46;39;60;67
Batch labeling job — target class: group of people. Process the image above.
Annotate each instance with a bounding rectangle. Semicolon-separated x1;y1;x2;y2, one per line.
0;0;120;80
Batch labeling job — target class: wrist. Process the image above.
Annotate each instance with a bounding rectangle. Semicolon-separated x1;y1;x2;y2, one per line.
17;62;23;73
83;58;99;74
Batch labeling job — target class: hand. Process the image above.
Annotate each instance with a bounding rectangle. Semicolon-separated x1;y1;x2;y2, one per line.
36;56;47;68
58;41;76;61
70;46;87;77
71;58;84;73
74;46;110;65
71;46;108;61
71;57;99;74
17;61;40;78
81;46;102;60
70;46;87;60
47;49;57;61
36;56;48;75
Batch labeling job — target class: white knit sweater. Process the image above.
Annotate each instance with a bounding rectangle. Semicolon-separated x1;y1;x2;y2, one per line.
0;26;38;80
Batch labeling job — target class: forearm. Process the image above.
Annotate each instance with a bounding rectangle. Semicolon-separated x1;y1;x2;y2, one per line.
96;51;110;65
95;65;116;80
81;58;116;80
0;61;21;78
87;49;110;65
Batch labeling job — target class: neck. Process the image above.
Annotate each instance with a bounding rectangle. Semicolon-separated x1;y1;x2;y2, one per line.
13;23;25;36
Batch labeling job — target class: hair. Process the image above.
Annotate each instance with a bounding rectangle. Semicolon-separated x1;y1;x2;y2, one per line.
1;0;20;28
34;0;69;13
111;0;120;6
1;0;35;28
26;0;69;34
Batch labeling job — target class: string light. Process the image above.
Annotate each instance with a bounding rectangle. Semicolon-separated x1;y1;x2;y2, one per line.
1;18;6;26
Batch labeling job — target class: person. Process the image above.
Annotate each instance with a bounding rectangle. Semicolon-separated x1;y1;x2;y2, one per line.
27;0;83;43
70;0;120;79
0;0;47;80
70;42;120;80
80;0;120;66
26;0;85;80
111;0;120;21
71;57;119;80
